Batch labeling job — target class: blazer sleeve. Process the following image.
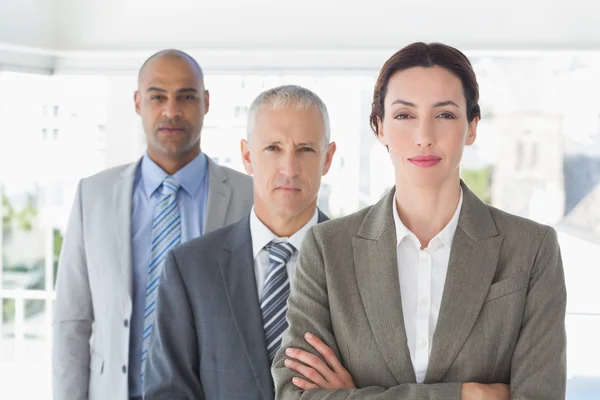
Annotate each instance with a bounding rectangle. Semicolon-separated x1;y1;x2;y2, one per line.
143;249;205;400
52;180;93;400
272;228;462;400
509;227;567;399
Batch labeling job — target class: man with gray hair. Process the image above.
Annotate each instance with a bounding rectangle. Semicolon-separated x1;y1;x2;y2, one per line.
143;85;337;399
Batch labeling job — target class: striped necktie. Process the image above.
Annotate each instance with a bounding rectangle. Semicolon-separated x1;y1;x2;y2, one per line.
261;241;296;362
140;176;181;379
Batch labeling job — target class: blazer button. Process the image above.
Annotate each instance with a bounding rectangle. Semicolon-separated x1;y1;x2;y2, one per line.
124;319;129;327
122;365;127;374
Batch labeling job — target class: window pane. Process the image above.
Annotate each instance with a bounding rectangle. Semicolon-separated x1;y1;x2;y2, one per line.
0;71;106;400
1;298;15;361
0;298;52;398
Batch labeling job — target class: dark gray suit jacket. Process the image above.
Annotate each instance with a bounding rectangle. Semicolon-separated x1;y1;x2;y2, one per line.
144;210;328;400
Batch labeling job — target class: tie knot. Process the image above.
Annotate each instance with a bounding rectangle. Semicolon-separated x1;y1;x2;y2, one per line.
267;241;296;264
161;176;180;197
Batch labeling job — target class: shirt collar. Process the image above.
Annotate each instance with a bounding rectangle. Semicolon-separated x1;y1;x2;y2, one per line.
250;206;319;260
141;151;208;198
392;188;463;249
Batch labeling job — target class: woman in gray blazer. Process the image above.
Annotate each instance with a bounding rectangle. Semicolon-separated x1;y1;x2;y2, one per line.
272;42;567;400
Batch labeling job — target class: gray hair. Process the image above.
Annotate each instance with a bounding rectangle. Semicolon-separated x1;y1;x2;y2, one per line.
246;85;331;146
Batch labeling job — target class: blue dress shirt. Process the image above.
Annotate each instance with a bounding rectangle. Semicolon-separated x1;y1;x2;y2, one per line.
128;151;209;396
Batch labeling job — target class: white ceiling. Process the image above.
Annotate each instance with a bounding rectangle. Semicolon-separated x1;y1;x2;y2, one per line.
56;0;600;51
0;0;56;49
2;0;600;72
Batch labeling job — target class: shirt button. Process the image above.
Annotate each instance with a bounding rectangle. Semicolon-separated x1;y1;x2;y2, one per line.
122;365;127;374
124;319;129;328
419;339;427;348
420;298;429;306
419;253;430;262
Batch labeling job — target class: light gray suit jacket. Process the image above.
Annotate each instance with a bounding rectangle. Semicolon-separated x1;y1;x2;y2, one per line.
52;156;253;400
143;210;328;400
273;182;567;400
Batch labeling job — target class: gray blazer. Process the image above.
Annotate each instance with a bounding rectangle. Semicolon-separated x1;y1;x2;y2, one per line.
273;182;567;400
52;156;253;400
143;210;328;400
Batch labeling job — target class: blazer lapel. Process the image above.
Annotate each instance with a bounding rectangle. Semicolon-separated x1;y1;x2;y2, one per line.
352;191;416;384
112;161;138;299
317;209;329;223
219;216;273;399
424;182;503;383
204;157;232;234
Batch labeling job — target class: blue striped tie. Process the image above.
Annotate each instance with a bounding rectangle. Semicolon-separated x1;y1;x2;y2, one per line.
141;176;181;379
261;241;296;362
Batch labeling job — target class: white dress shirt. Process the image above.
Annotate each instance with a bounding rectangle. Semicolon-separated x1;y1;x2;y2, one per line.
392;189;463;384
250;206;319;299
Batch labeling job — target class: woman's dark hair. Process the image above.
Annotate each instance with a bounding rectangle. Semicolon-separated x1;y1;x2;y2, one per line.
370;42;481;136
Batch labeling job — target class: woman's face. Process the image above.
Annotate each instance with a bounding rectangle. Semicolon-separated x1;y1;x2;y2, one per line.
377;65;478;189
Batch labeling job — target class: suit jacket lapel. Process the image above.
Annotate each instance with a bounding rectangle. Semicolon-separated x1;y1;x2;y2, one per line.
204;157;232;234
352;191;416;384
112;161;138;299
219;216;273;399
317;209;329;223
424;182;503;383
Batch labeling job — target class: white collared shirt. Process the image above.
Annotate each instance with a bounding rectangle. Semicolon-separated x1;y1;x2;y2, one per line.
250;206;319;299
392;189;463;384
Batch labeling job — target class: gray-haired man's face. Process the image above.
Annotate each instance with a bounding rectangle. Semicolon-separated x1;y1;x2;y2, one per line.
241;105;336;219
